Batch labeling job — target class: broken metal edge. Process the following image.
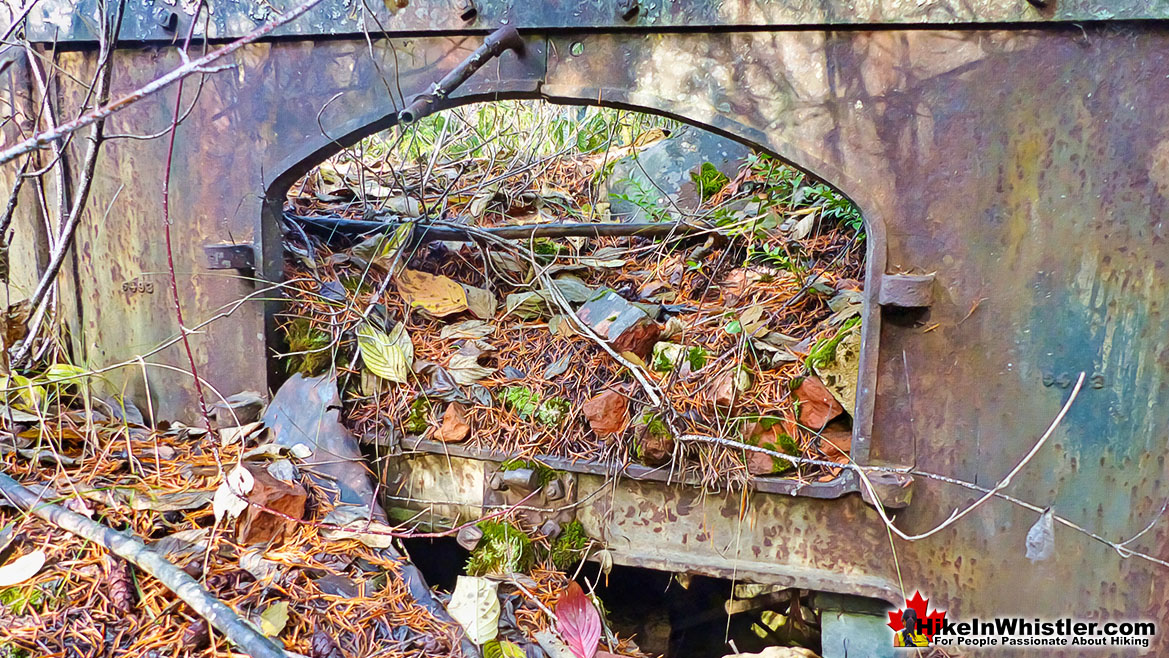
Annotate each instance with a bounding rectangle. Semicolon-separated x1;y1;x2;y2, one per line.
396;436;911;507
22;0;1164;44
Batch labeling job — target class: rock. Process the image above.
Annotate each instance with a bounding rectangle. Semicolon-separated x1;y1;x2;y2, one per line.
582;390;629;436
794;376;843;430
575;290;661;359
210;391;266;428
237;463;306;546
813;322;861;415
819;420;852;462
603;125;751;222
434;402;470;443
711;367;753;408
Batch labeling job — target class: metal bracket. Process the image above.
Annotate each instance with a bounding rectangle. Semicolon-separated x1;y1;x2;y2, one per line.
203;244;256;270
397;25;525;124
878;273;934;308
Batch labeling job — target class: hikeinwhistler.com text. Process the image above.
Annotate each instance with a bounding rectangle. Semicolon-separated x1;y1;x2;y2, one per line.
926;617;1156;649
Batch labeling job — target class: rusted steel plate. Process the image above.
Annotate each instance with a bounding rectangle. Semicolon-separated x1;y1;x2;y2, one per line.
0;36;543;418
4;17;1169;655
544;28;1169;649
23;0;1169;43
381;450;902;603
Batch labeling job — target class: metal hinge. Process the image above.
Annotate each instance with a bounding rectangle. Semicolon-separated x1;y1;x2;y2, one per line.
203;244;256;270
878;273;935;308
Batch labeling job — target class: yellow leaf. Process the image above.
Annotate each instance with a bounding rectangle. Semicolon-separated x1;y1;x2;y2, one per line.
358;322;413;383
43;363;87;381
397;269;469;317
448;576;500;645
259;601;289;637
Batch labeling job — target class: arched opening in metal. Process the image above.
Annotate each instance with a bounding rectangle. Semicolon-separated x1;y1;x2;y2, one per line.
262;95;882;500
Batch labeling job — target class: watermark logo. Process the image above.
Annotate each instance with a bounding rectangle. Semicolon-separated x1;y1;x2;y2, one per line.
888;591;946;647
886;591;1156;650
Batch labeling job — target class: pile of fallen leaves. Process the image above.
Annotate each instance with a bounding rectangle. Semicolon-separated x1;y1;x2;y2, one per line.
0;399;468;657
0;374;653;658
282;130;865;488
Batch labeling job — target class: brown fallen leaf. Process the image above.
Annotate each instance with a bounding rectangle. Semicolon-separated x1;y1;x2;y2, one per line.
435;402;471;443
210;390;266;428
2;300;30;348
711;367;752;409
237;463;307;546
582;390;629;436
818;420;852;461
182;618;211;651
794;376;843;430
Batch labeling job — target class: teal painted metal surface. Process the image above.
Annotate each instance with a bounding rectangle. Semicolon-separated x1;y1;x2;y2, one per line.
3;4;1169;655
21;0;1169;43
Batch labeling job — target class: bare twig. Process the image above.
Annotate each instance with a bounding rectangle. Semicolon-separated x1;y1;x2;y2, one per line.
0;0;327;166
0;471;288;658
859;372;1084;542
12;0;123;366
160;0;215;433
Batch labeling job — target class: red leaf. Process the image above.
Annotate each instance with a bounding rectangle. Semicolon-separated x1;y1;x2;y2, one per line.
555;581;602;658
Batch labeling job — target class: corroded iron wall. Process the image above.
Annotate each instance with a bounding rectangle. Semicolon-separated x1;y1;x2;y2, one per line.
3;6;1169;654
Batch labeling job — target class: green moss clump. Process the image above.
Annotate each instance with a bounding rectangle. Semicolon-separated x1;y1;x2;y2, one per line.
548;520;589;570
466;521;534;576
536;397;571;427
283;318;332;376
500;458;558;487
502;386;540;419
0;585;46;616
640;412;670;440
404;398;432;434
533;238;562;257
806;316;861;370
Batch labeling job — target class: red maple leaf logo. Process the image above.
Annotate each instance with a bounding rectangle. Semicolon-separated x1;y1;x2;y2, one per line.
887;591;947;640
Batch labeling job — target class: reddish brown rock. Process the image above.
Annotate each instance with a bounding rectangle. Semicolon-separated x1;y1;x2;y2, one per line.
818;420;852;462
740;421;797;476
794;376;843;430
237;463;307;546
639;430;675;466
575;291;661;358
582;390;629;436
434;402;471;443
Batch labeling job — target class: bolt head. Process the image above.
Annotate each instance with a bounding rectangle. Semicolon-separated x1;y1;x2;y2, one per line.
458;0;477;21
618;0;639;21
154;7;178;31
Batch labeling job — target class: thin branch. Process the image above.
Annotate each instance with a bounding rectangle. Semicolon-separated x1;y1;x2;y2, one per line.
0;0;328;167
12;0;123;367
860;372;1084;542
0;471;288;658
160;0;215;434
